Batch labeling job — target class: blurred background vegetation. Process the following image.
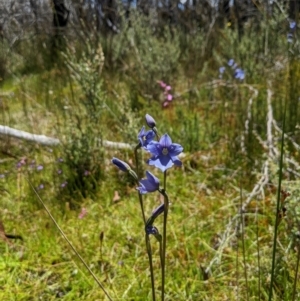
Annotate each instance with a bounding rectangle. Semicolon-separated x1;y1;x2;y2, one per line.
1;0;300;300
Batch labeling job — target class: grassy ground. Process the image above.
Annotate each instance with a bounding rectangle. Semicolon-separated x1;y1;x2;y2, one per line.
1;12;300;301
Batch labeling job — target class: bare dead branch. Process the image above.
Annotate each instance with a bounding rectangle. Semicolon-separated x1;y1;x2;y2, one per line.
0;124;134;149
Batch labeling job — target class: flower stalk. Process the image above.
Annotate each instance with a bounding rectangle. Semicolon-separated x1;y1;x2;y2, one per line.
160;184;169;301
111;113;183;301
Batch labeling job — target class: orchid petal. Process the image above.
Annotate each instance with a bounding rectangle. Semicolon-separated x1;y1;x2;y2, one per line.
159;134;172;148
170;156;182;166
146;141;161;156
169;143;184;156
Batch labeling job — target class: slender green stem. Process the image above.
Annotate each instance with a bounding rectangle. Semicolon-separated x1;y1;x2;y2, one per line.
153;128;160;141
292;245;300;301
161;171;168;301
256;208;261;301
240;209;249;301
134;145;141;178
255;204;261;301
159;239;163;271
235;230;239;301
27;179;114;301
134;144;154;299
138;193;146;225
161;196;168;301
134;145;146;224
146;235;156;301
268;101;286;301
239;183;249;301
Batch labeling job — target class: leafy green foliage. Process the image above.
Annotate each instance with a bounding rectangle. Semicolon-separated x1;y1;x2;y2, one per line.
56;42;107;202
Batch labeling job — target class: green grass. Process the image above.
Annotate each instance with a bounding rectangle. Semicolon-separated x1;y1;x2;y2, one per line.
2;152;300;300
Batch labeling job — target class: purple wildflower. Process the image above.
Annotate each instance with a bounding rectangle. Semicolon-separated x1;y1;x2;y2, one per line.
219;66;225;74
228;59;235;67
36;165;43;171
234;68;245;80
138;126;155;149
290;21;296;30
16;158;26;169
137;171;160;194
146;134;183;172
219;66;226;79
61;181;68;188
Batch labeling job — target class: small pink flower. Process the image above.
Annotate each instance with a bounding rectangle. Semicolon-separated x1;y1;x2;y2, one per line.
20;157;27;165
167;94;173;101
157;80;167;88
165;85;171;91
79;207;87;219
163;101;169;107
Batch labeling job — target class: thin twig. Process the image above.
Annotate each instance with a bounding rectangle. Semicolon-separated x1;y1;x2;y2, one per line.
27;179;114;301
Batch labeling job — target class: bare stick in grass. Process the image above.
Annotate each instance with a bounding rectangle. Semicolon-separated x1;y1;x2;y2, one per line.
239;183;249;301
27;179;114;301
268;97;286;301
292;245;300;301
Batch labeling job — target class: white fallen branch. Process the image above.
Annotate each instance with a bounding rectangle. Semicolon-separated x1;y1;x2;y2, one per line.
0;125;60;146
0;125;133;149
0;125;189;160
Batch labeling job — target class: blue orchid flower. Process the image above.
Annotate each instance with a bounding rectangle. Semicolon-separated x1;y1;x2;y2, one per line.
234;68;245;80
228;59;235;67
219;66;225;74
146;134;183;172
138;126;155;149
137;171;160;194
290;20;296;30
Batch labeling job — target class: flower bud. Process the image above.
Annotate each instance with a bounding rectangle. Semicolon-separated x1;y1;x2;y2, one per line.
111;157;130;172
145;114;156;129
